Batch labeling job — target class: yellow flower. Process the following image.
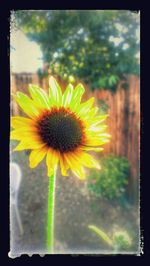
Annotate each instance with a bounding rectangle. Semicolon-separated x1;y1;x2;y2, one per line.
11;77;111;179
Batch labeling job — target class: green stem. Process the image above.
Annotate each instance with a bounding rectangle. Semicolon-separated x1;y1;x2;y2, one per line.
47;169;56;253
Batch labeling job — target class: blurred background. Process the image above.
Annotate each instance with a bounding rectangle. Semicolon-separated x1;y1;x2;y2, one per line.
10;10;140;255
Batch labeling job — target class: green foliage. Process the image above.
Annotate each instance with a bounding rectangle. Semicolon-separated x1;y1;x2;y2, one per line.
13;10;140;91
37;68;48;80
87;154;129;201
113;231;132;251
97;99;110;114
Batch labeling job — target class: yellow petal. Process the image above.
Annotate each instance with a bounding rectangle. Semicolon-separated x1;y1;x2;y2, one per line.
90;114;109;126
62;83;73;108
59;154;69;176
85;138;110;147
11;116;34;129
81;146;104;152
13;92;40;118
64;152;86;180
49;77;62;107
69;83;85;111
72;167;86;180
77;97;95;117
10;127;38;140
83;106;99;120
95;133;111;138
71;151;101;170
86;124;108;133
28;84;50;109
86;132;111;142
46;148;59;176
13;139;45;151
29;146;47;168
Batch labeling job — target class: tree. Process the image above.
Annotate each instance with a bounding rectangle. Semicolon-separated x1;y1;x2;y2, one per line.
13;10;140;91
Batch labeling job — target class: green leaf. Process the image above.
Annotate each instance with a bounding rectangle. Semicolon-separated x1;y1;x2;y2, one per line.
88;225;113;246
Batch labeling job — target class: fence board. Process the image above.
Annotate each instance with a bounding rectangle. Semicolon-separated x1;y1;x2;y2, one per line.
94;75;140;201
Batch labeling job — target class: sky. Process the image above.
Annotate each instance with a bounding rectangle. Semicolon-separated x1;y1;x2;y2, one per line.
10;29;43;73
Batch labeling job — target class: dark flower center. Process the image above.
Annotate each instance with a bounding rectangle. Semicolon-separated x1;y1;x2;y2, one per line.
37;108;83;152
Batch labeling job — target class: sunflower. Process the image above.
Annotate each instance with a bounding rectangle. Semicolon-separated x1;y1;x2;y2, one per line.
11;77;110;179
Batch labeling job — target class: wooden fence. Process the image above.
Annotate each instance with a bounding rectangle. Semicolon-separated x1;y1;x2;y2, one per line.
94;75;140;201
11;73;140;201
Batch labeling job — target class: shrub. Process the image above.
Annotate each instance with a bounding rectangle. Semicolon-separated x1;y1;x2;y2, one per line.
113;230;132;251
87;154;129;201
